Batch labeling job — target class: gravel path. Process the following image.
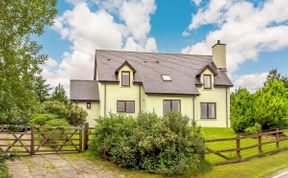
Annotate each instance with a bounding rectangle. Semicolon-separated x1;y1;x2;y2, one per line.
6;154;123;178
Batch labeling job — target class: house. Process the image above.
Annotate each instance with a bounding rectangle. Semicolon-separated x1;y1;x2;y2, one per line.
70;40;233;127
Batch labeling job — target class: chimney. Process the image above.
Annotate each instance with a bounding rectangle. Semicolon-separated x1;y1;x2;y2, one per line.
212;40;226;71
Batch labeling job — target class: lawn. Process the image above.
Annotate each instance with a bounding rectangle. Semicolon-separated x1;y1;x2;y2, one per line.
82;150;288;178
201;127;288;164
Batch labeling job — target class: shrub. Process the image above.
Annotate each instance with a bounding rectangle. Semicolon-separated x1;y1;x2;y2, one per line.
40;101;87;126
90;112;209;176
244;123;262;135
68;104;87;126
30;114;58;126
42;101;69;119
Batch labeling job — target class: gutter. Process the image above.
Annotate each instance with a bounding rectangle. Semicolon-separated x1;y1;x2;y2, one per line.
139;84;142;113
225;86;228;128
193;95;195;123
104;82;107;117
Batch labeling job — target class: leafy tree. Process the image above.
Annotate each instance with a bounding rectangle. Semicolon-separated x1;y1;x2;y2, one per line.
265;68;288;87
254;80;288;130
34;76;51;102
51;83;68;104
0;0;57;124
230;88;255;132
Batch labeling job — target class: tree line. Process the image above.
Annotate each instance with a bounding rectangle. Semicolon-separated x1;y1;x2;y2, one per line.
231;69;288;133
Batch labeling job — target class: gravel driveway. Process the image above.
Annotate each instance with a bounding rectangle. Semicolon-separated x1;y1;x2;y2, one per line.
6;154;123;178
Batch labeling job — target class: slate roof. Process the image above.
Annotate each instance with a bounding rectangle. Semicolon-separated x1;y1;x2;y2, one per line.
95;49;233;95
70;80;99;101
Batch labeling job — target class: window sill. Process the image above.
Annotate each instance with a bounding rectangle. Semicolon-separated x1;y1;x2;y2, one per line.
200;118;217;121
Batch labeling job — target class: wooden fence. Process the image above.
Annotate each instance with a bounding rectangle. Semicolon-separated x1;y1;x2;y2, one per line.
0;124;90;155
205;129;288;165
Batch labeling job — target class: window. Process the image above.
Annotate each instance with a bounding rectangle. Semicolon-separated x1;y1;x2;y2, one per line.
117;100;135;113
161;74;172;81
87;102;91;109
121;71;130;86
201;103;216;119
203;75;212;89
163;100;181;114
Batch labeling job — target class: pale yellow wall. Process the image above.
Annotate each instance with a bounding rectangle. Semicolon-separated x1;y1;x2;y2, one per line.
92;65;230;128
98;65;143;117
195;68;230;127
76;101;100;127
145;95;193;118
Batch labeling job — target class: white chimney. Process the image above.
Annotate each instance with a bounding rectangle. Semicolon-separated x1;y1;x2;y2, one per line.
212;40;226;71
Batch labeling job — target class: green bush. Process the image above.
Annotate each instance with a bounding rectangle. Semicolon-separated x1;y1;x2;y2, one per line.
40;101;87;126
42;101;69;119
231;80;288;133
90;112;209;176
68;104;87;126
30;114;58;126
244;123;262;135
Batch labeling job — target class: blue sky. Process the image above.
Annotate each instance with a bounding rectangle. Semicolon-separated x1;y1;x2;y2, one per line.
38;0;288;92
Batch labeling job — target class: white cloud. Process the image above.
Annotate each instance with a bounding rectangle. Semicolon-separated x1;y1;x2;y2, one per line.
192;0;202;6
183;0;288;76
233;72;268;93
44;58;57;68
43;0;157;93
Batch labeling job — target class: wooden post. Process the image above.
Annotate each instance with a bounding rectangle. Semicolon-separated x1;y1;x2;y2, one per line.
79;127;83;152
276;128;280;149
30;125;35;155
258;133;263;154
236;135;241;159
84;123;89;151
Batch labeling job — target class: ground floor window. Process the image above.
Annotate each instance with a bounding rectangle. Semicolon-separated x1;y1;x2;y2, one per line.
201;102;216;119
87;102;91;109
163;100;181;114
117;100;135;113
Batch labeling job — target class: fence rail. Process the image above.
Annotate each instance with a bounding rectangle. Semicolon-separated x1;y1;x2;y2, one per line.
205;128;288;165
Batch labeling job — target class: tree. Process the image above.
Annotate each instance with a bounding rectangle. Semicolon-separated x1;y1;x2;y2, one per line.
34;76;51;102
254;80;288;130
265;68;288;87
230;88;255;132
0;0;57;124
51;83;68;104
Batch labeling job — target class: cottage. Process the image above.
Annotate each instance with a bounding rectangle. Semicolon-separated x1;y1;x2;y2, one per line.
70;40;233;127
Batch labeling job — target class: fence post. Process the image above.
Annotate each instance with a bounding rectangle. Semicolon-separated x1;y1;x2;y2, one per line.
84;123;89;151
236;135;241;159
79;126;83;152
30;125;35;155
276;128;280;149
258;133;263;154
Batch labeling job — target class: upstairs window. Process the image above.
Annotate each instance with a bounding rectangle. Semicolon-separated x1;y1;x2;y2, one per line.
117;100;135;113
163;100;181;114
161;74;172;81
121;71;130;86
203;74;212;89
201;102;216;119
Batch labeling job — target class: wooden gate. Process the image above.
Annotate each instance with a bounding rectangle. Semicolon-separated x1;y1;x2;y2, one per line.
0;125;89;155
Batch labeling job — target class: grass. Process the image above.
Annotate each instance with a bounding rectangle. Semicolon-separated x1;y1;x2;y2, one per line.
198;150;288;178
0;161;9;178
80;150;288;178
201;127;288;164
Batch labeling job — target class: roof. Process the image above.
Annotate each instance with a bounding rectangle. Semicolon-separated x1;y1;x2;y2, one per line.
70;80;99;101
96;49;233;95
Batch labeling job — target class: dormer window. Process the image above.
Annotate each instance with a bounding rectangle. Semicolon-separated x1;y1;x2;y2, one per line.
161;74;172;81
121;71;130;86
203;74;212;89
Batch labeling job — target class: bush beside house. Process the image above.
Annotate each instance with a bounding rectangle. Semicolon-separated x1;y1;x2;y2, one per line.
90;112;210;176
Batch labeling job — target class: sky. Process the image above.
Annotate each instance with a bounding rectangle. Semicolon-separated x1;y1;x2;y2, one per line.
38;0;288;93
